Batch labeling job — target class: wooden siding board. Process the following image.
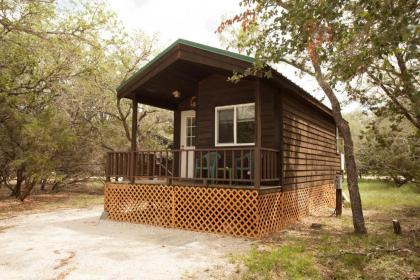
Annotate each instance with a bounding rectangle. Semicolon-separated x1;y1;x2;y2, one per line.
260;81;280;149
283;138;338;154
283;128;336;146
283;116;336;140
283;98;336;133
196;74;255;148
281;92;340;189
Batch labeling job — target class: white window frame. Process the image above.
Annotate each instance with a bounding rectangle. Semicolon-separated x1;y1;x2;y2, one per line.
186;116;196;148
215;103;255;147
180;110;196;150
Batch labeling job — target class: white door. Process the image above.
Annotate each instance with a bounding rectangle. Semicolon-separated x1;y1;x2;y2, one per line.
180;110;196;178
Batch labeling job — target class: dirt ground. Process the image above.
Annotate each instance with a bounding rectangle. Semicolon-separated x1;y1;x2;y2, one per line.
0;206;253;280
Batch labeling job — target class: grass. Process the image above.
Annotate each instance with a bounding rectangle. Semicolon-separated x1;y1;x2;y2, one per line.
1;179;419;279
231;180;420;280
0;181;104;219
346;179;420;211
231;245;321;280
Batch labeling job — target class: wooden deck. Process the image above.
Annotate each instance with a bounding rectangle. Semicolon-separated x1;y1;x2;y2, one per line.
105;147;281;189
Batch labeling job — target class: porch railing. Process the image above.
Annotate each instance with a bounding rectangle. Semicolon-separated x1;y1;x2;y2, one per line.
105;147;280;187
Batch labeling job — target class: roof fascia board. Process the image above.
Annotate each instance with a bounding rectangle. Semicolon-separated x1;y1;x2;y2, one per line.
178;45;252;73
117;41;182;95
117;39;255;97
117;47;180;98
270;71;333;117
116;38;333;117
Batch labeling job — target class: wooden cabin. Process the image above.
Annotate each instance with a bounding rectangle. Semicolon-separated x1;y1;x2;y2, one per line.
104;39;340;237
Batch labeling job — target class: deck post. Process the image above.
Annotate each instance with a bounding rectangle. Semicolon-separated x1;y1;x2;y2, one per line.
278;92;284;186
105;153;110;182
254;79;262;189
130;99;138;183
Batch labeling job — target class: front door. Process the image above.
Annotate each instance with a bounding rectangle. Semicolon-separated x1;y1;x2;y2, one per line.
180;110;196;178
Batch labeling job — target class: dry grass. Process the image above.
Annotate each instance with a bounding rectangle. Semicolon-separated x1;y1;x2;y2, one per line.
1;179;419;279
0;182;104;219
344;179;420;211
231;180;420;280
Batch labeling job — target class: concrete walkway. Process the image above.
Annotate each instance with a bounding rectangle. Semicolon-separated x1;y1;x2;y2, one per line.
0;207;252;280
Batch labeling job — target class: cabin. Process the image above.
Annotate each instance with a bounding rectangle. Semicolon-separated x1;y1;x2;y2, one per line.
104;39;341;237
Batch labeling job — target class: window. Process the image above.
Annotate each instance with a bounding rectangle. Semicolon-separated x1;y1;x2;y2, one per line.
217;108;234;143
186;116;196;147
236;105;255;144
215;103;255;146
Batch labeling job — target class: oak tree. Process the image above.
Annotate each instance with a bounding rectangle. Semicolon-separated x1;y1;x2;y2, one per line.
217;0;369;233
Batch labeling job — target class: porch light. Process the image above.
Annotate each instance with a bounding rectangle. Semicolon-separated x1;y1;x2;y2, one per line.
172;90;181;98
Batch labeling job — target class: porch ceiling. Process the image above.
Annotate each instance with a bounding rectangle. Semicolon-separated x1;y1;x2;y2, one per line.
116;39;253;110
132;60;231;110
116;39;334;117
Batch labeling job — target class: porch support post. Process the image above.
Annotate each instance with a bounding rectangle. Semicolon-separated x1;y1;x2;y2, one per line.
130;98;138;183
278;93;284;186
254;79;262;189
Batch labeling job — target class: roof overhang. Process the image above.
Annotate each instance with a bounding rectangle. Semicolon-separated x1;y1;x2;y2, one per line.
116;39;333;117
117;39;254;110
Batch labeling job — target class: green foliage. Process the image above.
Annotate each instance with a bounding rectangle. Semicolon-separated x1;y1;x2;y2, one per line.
332;0;419;130
346;111;420;186
344;179;420;210
0;0;169;199
222;0;419;130
220;0;371;233
232;245;321;280
343;110;371;174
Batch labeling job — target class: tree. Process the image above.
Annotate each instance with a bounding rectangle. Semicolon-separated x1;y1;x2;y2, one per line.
0;0;115;199
333;0;419;130
217;0;368;233
0;0;169;199
74;30;172;152
344;111;371;179
359;117;419;187
344;110;420;186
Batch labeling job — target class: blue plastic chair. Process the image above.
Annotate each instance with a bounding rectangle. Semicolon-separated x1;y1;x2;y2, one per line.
195;152;220;178
235;151;253;179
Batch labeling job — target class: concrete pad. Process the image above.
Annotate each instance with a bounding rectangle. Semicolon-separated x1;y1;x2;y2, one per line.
0;207;252;280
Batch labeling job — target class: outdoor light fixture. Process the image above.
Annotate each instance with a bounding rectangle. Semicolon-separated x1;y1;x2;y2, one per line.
172;90;181;98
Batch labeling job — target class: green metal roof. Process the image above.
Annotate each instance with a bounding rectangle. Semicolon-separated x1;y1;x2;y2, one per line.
116;39;255;93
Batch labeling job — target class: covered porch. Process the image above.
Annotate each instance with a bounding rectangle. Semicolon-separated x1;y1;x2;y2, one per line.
103;39;336;238
105;147;279;188
105;39;281;190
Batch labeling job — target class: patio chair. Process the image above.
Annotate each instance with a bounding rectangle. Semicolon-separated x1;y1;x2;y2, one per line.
195;151;220;178
235;151;253;179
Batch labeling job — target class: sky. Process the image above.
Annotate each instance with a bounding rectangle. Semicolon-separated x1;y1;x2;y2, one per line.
108;0;358;112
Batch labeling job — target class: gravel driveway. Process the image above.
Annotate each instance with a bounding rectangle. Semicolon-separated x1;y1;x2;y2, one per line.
0;206;252;280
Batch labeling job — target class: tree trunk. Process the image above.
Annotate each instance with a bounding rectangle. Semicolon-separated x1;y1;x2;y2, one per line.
338;120;367;234
19;178;37;201
51;181;61;191
311;60;367;234
11;167;24;198
391;175;410;188
40;178;46;191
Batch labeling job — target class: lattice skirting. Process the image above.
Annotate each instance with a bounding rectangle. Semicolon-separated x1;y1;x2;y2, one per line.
104;183;335;238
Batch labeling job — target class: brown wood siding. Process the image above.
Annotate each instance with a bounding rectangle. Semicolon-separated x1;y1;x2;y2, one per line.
281;93;340;190
171;74;338;189
260;81;280;149
196;74;255;148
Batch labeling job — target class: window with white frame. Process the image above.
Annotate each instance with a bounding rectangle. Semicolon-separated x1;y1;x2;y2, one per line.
215;103;255;146
186;116;196;147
